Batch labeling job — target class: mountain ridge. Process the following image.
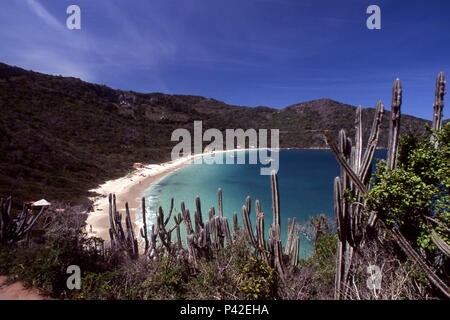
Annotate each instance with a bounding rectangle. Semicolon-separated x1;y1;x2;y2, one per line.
0;62;433;204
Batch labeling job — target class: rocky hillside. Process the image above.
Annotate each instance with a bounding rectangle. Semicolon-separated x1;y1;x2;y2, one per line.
0;62;431;204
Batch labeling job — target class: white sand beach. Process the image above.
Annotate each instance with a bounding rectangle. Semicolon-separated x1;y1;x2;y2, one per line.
85;148;268;241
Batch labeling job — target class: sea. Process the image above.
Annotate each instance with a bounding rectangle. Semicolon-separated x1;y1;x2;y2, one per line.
139;149;386;259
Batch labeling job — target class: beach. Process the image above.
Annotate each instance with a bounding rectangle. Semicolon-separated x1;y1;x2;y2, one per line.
86;149;264;242
87;154;194;241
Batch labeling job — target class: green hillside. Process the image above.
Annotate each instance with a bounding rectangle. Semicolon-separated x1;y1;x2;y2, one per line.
0;62;431;205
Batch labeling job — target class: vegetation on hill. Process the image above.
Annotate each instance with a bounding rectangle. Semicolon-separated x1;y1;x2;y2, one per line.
0;69;448;300
0;62;431;205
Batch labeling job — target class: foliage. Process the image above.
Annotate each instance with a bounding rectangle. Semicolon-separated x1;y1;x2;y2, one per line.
140;257;187;300
366;123;450;257
313;233;338;287
0;62;430;206
78;269;124;300
237;256;276;300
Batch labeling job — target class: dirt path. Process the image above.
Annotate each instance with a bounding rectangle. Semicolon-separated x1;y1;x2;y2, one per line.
0;276;47;300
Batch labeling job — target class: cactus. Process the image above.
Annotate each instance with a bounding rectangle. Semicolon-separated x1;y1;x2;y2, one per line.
165;198;174;226
105;175;299;280
0;197;47;247
218;188;223;217
194;196;204;234
391;227;450;298
209;208;218;248
326;98;386;299
431;230;450;258
108;194;123;248
270;171;285;280
242;202;257;248
174;213;183;248
156;201;182;255
431;72;446;147
233;211;238;236
359;101;384;184
209;206;215;220
221;216;233;246
387;78;402;170
327;75;450;299
325;131;368;195
181;201;194;235
290;235;300;267
215;215;225;249
432;71;446;131
255;200;266;251
139;197;150;254
149;224;158;255
125;202;138;258
107;194;139;258
354;105;363;173
284;217;296;255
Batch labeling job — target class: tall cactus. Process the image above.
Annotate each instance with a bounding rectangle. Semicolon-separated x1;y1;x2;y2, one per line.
431;72;446;147
125;202;138;258
387;78;402;170
174;213;183;248
284;217;296;255
218;188;223;217
328;74;450;299
326;98;385;299
359;101;385;184
194;196;204;234
255;200;267;258
140;197;149;255
0;197;47;247
242;200;257;248
290;235;300;267
432;71;446;131
105;173;300;280
270;171;285;280
108;194;139;258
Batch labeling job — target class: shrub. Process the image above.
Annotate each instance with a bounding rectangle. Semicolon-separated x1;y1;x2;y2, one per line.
366;123;450;258
237;256;276;300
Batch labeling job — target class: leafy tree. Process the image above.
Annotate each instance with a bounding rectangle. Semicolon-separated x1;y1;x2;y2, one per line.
366;123;449;261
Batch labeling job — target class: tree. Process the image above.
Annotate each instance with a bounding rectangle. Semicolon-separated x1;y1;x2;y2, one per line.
366;123;449;264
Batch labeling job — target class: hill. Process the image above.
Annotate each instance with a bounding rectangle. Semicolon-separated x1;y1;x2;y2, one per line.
0;63;429;204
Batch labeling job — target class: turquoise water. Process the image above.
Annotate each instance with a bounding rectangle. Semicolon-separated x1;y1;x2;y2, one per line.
140;149;386;258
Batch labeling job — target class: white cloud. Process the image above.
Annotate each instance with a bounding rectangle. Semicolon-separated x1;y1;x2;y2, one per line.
26;0;62;30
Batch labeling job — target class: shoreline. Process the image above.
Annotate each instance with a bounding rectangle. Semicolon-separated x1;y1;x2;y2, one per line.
85;146;385;243
85;148;267;242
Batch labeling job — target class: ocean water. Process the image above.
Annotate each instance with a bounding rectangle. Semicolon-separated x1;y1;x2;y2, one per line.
140;149;386;258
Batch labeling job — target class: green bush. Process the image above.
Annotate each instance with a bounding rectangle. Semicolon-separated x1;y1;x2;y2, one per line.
237;256;276;300
79;269;124;300
140;257;187;300
366;123;450;256
313;233;338;287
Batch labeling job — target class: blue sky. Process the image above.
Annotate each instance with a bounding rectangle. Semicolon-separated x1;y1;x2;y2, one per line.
0;0;449;120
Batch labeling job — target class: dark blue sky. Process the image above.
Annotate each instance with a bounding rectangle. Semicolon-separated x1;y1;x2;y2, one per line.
1;0;449;120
